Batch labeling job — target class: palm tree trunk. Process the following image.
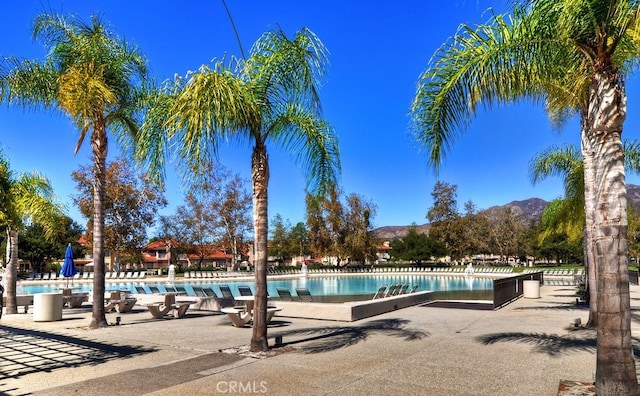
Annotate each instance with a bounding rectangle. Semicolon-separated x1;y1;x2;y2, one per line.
588;69;637;395
89;125;109;328
581;108;598;327
250;143;269;352
4;228;18;314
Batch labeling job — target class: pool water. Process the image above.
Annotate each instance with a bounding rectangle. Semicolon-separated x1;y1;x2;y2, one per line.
18;274;495;300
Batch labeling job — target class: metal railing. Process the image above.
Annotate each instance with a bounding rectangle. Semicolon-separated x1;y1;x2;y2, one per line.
493;272;544;309
630;269;639;285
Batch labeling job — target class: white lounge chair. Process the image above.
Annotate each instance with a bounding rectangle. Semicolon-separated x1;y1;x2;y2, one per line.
372;285;387;300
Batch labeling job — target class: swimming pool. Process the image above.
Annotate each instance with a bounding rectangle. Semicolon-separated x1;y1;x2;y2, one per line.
17;274;495;301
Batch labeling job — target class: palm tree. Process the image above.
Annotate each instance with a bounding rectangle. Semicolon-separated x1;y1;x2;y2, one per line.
1;13;148;328
530;141;640;327
0;151;64;314
138;28;340;351
410;1;640;393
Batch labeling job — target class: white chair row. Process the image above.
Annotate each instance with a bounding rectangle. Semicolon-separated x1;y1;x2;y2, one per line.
105;271;147;279
184;270;245;279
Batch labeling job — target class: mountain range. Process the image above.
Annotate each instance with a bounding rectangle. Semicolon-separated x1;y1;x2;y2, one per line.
373;183;640;240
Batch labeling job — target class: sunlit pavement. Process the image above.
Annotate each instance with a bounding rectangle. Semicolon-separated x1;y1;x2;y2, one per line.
1;281;635;396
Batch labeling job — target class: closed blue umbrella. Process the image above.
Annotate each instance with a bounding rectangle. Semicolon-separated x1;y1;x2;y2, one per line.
60;243;77;287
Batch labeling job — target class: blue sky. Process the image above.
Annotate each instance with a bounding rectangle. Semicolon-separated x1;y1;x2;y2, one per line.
1;1;639;231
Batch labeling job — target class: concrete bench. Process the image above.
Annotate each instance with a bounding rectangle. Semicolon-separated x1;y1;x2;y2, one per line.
221;307;252;327
143;300;196;319
220;306;283;327
63;293;89;308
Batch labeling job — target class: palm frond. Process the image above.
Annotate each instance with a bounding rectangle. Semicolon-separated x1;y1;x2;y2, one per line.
1;58;59;107
161;64;258;184
529;144;582;184
14;171;66;238
268;103;341;195
410;7;571;172
247;27;329;118
624;139;640;174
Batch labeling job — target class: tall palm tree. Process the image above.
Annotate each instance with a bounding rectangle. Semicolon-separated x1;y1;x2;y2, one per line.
138;28;340;352
0;151;65;314
410;1;640;393
1;13;148;328
530;141;640;327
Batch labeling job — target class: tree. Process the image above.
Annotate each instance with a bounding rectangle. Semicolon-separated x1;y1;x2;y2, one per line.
160;165;252;270
530;141;640;326
201;166;252;269
160;192;218;269
390;225;446;264
1;13;148;328
453;203;492;261
19;217;85;275
320;184;348;265
305;185;377;265
410;2;640;392
138;27;340;351
486;207;527;263
427;182;460;259
0;152;64;314
269;214;291;264
343;193;378;264
305;192;333;259
627;205;640;260
288;222;310;261
72;157;167;269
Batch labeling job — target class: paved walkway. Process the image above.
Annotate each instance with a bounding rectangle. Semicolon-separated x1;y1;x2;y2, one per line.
1;283;637;395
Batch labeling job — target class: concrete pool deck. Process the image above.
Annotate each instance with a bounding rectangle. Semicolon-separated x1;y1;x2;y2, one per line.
1;283;637;395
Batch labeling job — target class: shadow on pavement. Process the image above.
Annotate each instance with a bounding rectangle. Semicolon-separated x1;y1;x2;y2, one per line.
0;323;156;382
477;331;597;356
271;318;429;354
478;331;640;358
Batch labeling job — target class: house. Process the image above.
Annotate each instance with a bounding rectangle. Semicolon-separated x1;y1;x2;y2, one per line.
141;240;250;270
376;242;392;263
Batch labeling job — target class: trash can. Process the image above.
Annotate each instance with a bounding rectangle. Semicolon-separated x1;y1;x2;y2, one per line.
33;293;63;321
523;280;541;299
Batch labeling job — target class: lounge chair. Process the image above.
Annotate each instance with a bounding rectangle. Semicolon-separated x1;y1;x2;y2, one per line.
372;285;387;300
174;285;189;295
295;287;313;302
190;286;235;311
409;284;419;293
384;283;400;297
238;285;253;296
133;285;147;294
148;285;161;294
219;284;234;299
200;287;218;298
397;284;410;295
276;287;294;301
